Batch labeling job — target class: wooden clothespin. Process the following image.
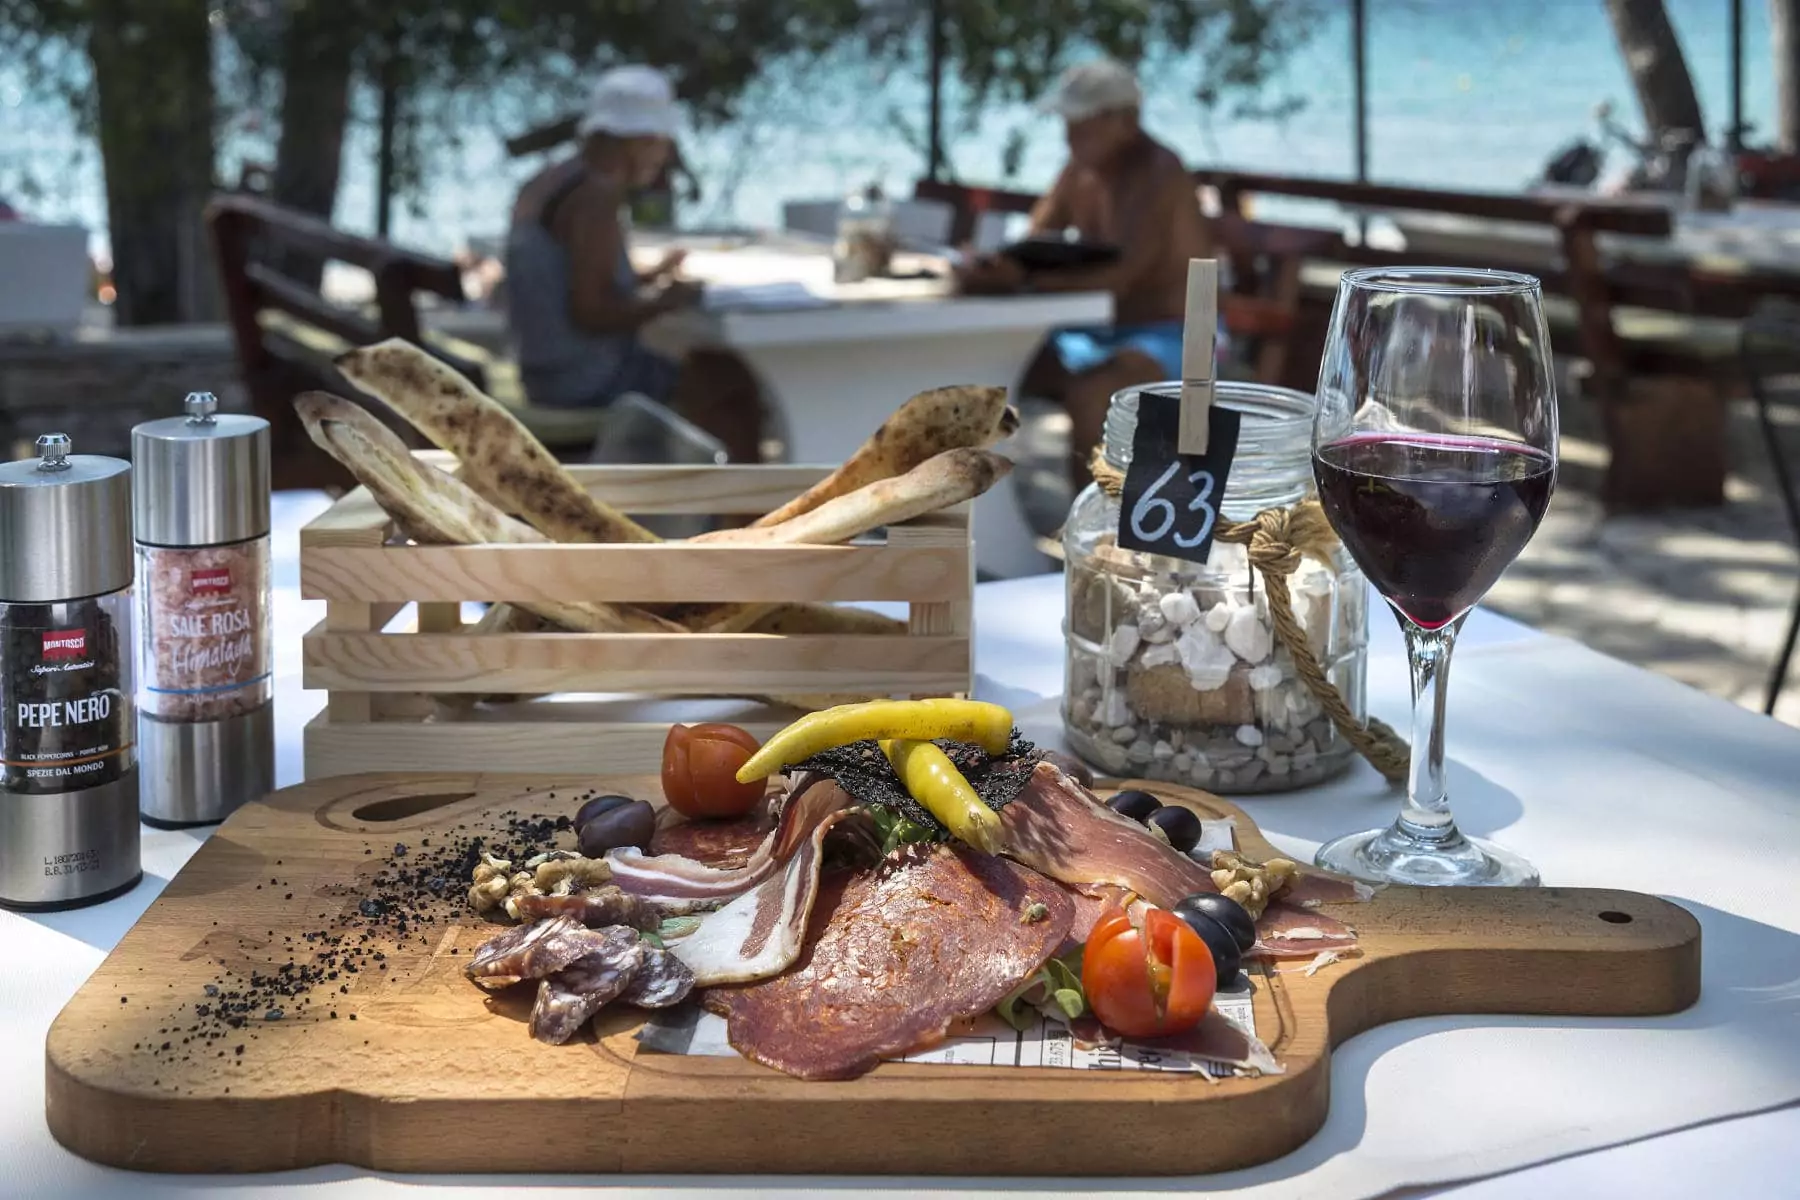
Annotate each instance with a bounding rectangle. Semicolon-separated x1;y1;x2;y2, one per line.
1178;258;1219;456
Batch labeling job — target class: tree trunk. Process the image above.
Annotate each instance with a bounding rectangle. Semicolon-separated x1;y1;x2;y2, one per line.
268;2;357;285
1775;0;1800;152
87;1;217;326
1604;0;1706;144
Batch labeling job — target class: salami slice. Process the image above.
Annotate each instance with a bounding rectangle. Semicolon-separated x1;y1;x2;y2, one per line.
648;808;777;868
528;928;646;1044
706;846;1074;1080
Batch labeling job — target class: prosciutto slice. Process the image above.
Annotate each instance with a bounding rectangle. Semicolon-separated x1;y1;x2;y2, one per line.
995;764;1216;908
707;845;1074;1080
671;807;863;986
606;776;852;911
1249;901;1360;960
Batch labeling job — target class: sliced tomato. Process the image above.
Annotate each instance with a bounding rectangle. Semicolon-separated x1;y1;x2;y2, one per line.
1081;904;1216;1039
661;723;766;819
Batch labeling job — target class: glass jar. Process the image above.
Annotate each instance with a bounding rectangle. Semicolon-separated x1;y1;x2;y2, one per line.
833;183;895;283
1062;382;1369;793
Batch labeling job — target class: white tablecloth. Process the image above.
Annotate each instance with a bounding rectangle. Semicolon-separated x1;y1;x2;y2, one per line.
8;491;1800;1199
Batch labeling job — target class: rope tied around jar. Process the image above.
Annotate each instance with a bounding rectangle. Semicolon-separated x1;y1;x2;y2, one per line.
1087;449;1410;784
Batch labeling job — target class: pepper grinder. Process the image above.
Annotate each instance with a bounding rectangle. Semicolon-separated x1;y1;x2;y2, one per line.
133;392;274;827
0;433;141;909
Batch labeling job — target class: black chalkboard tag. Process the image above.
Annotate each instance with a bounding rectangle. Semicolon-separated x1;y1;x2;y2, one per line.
1117;392;1242;565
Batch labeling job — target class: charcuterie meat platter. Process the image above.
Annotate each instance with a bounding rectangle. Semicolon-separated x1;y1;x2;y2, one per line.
46;759;1699;1177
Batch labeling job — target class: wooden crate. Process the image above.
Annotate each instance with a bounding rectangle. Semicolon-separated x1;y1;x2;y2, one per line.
299;462;974;778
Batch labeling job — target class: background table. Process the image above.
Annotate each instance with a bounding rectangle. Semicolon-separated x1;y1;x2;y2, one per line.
638;233;1112;579
8;491;1800;1198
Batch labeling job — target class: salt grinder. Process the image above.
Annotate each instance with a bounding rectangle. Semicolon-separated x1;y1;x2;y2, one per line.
0;433;141;909
132;392;274;827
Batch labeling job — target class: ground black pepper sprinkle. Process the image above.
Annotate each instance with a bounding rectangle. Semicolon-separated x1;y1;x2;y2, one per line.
133;808;579;1074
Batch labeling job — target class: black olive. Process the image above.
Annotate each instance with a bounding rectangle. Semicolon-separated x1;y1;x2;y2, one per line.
574;793;634;829
1106;789;1162;822
1173;907;1242;990
1174;893;1257;954
578;800;656;856
1041;750;1095;789
1145;804;1202;854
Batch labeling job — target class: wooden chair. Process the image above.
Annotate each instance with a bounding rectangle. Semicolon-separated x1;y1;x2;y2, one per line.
207;195;605;491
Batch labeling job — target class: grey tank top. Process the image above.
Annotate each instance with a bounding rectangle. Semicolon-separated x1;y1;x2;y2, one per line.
506;173;641;408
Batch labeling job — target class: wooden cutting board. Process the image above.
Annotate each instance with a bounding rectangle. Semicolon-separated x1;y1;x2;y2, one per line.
46;771;1700;1177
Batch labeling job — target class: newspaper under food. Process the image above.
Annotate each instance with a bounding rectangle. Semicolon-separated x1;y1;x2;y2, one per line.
640;973;1279;1077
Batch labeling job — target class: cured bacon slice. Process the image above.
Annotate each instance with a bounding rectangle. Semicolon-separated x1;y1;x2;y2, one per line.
707;845;1074;1080
994;764;1216;908
605;777;853;911
671;808;863;986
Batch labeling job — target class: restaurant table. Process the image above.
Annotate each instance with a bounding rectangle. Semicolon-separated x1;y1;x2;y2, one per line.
8;490;1800;1199
634;231;1112;580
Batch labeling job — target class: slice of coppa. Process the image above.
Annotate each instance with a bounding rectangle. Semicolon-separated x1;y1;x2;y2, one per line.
705;843;1074;1080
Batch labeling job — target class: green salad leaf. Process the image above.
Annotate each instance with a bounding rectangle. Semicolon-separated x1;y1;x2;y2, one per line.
867;804;940;856
995;949;1088;1032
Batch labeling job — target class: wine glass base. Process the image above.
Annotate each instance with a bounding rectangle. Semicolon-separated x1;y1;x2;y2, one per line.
1314;824;1540;888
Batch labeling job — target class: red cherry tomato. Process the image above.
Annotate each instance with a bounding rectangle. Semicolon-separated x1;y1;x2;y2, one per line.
1081;905;1216;1039
661;723;765;819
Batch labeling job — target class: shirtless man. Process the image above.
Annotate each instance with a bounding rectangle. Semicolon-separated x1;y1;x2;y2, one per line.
957;59;1212;486
506;66;762;461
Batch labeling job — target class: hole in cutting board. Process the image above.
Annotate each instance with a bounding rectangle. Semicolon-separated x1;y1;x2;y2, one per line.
351;792;476;823
1597;910;1634;924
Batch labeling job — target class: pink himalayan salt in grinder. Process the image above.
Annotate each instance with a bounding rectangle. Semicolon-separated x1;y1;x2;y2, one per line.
132;391;273;827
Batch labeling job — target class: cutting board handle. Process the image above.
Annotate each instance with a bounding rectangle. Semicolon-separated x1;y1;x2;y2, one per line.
1323;885;1701;1045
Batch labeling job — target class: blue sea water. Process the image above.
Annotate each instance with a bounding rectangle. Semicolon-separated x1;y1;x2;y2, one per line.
0;0;1775;260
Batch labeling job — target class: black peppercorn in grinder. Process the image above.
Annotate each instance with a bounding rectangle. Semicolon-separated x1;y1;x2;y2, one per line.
0;433;141;909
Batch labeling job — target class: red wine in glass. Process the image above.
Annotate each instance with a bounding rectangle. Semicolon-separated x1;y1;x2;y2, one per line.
1314;433;1556;630
1310;265;1558;888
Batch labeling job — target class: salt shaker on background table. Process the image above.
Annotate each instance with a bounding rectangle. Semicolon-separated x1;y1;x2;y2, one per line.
131;391;274;827
0;433;140;908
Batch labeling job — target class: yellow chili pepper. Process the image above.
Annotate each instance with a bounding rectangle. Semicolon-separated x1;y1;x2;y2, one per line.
734;698;1013;783
880;738;1004;854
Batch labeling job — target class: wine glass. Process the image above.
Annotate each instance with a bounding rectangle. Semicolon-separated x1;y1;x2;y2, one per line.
1310;267;1558;887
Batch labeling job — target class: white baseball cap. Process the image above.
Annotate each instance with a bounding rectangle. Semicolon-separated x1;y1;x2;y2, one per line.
1037;58;1143;122
577;65;680;139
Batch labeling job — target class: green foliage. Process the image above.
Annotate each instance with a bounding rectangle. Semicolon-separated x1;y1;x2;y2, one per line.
862;0;1315;121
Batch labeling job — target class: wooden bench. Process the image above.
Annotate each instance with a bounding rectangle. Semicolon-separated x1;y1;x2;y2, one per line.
920;172;1740;509
207;195;604;491
1191;172;1743;510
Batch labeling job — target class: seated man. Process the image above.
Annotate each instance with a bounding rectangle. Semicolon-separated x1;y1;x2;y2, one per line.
506;65;761;461
957;59;1212;487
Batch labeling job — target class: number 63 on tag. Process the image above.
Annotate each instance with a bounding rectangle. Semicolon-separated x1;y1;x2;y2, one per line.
1116;394;1243;565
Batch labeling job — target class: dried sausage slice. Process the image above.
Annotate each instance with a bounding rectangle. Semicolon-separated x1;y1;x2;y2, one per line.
707;846;1073;1080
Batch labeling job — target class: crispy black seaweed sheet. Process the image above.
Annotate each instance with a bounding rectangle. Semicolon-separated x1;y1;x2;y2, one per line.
792;730;1040;836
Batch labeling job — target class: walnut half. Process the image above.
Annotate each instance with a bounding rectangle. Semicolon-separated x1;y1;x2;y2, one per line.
1208;850;1298;921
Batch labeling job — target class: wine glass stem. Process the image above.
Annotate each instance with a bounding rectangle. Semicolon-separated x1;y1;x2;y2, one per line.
1397;612;1468;844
